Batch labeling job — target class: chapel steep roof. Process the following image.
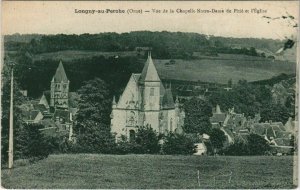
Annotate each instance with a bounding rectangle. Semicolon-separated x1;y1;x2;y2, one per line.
139;52;160;83
52;61;69;83
162;88;175;109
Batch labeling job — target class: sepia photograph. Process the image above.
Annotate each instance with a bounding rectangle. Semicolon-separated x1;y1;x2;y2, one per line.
1;1;299;189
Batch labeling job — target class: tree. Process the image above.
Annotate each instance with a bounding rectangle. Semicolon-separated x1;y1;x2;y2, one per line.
135;126;160;154
209;128;227;152
76;78;111;125
183;97;213;134
208;80;275;118
74;78;114;153
16;124;54;161
221;141;249;156
260;103;291;124
249;47;258;56
110;126;160;154
1;63;27;163
162;133;196;155
222;134;270;156
247;134;271;155
74;122;115;153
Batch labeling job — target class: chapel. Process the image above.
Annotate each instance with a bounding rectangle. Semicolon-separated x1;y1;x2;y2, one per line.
110;52;185;141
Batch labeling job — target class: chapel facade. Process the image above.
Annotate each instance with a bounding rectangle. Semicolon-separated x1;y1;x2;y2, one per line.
110;53;185;141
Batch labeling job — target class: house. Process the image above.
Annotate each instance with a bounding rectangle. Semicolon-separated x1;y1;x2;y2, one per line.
23;110;44;124
110;52;185;141
210;105;226;128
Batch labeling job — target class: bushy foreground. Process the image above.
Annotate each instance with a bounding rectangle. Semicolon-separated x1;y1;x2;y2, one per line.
74;126;197;155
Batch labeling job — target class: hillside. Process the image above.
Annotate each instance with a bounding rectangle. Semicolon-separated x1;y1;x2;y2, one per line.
5;31;294;61
31;51;296;84
154;54;295;84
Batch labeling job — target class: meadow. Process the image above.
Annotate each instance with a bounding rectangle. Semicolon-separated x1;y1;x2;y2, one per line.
1;154;296;189
154;54;295;84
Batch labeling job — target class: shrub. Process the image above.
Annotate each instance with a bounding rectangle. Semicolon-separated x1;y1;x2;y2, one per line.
221;134;271;156
247;134;271;155
75;126;115;154
112;141;142;155
209;128;227;151
109;126;160;155
135;126;160;154
221;142;250;156
16;123;55;160
162;133;196;155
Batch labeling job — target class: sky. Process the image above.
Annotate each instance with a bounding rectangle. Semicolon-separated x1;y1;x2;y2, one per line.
2;1;299;39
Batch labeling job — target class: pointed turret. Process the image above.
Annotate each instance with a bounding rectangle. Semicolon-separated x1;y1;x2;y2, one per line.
175;96;179;104
162;89;175;109
216;104;221;114
52;60;68;83
139;52;160;83
175;96;180;110
112;96;117;108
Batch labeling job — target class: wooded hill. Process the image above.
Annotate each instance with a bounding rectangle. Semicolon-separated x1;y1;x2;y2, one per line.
4;31;290;60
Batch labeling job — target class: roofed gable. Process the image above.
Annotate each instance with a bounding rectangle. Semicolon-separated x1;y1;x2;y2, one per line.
116;74;140;109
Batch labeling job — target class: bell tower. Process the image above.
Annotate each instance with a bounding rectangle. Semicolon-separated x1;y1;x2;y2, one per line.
50;60;69;109
139;52;161;111
138;52;161;131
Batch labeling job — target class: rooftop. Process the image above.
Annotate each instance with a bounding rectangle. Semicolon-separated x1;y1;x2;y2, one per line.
139;52;160;83
52;61;69;83
161;88;175;109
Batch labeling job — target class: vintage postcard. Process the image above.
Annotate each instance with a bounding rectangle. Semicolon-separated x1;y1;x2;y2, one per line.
1;0;299;189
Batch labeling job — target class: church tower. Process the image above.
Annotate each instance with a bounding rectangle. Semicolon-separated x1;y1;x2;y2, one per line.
139;52;161;111
138;52;161;129
50;61;69;109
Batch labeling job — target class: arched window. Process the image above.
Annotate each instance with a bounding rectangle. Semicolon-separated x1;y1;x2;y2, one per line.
129;130;136;142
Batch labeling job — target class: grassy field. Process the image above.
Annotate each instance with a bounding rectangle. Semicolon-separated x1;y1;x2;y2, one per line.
1;154;295;189
32;51;296;84
154;55;295;84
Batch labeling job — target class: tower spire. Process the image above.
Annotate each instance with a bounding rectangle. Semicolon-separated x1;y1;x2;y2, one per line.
112;96;116;104
53;60;68;82
139;50;160;83
112;96;117;108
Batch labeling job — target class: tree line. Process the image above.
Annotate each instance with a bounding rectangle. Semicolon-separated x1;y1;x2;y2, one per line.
5;31;284;59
